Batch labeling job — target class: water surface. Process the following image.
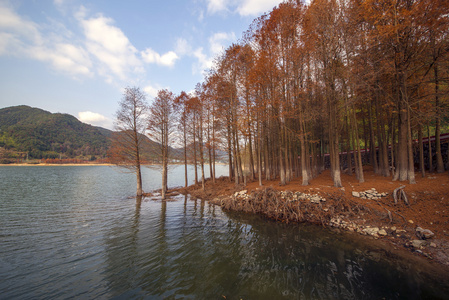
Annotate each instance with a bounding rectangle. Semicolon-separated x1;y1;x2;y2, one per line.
0;166;448;299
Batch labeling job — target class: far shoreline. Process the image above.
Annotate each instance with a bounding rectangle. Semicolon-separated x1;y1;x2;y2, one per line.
0;163;114;166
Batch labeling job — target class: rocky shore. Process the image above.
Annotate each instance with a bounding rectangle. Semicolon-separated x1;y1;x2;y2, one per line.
180;168;449;267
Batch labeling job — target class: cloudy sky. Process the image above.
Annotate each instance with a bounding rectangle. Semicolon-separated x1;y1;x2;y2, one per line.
0;0;285;129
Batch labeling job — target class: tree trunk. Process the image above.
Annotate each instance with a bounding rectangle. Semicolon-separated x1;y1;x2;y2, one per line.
428;125;433;172
435;61;444;173
136;165;143;197
418;123;425;177
193;114;198;185
368;100;378;174
352;105;364;183
406;106;416;184
184;127;188;187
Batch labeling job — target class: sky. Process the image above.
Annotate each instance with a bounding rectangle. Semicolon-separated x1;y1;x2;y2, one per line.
0;0;286;129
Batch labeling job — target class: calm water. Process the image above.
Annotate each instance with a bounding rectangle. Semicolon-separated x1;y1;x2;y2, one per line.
0;165;448;299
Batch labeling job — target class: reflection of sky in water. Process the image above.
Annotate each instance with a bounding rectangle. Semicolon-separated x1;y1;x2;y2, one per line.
0;166;448;299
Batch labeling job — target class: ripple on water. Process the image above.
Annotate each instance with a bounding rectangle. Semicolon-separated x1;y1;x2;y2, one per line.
1;166;449;299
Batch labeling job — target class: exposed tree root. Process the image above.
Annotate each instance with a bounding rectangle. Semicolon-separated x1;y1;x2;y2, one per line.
220;187;374;226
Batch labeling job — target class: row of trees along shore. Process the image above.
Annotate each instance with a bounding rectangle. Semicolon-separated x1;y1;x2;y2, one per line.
111;0;449;197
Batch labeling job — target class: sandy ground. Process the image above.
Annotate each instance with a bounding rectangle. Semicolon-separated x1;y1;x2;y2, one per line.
180;167;449;267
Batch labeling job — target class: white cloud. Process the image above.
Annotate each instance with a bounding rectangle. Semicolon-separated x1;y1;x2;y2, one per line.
209;32;236;55
28;43;92;77
144;84;162;98
207;0;228;14
78;111;113;129
205;0;283;16
78;12;143;80
192;31;236;75
141;48;179;67
237;0;282;16
0;2;93;77
0;3;41;43
175;38;191;56
193;47;212;75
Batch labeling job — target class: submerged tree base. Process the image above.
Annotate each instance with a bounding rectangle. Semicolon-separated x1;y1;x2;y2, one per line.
178;168;449;267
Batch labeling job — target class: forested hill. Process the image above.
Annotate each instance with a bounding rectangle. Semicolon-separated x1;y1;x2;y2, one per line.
0;105;111;159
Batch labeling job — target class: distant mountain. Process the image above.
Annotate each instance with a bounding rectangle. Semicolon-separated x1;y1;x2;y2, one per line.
0;105;183;162
0;105;111;159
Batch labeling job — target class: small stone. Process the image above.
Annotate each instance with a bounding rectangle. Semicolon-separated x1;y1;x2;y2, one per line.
416;227;435;240
408;220;414;224
378;229;388;236
430;242;437;248
239;190;247;195
391;226;397;232
363;227;380;236
352;191;360;197
411;240;426;248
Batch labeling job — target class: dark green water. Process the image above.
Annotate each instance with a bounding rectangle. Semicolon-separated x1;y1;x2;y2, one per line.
0;166;448;299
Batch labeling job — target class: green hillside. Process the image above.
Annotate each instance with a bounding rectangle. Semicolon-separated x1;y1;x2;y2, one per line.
0;105;183;163
0;105;110;160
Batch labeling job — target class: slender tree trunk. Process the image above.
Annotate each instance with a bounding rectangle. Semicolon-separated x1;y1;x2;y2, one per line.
193;114;198;185
391;118;396;178
345;109;352;176
407;106;416;184
368;100;378;174
136;166;143;197
428;125;433;172
207;118;213;180
212;115;216;184
248;122;255;181
329;95;342;188
279;122;286;185
300;118;309;186
396;94;408;181
353;106;364;182
134;126;143;197
375;87;389;177
257;117;263;186
434;62;444;173
183;125;188;187
418;123;425;177
227;121;233;181
200;130;205;191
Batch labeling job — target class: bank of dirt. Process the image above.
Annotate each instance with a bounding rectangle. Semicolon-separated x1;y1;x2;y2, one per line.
177;168;449;267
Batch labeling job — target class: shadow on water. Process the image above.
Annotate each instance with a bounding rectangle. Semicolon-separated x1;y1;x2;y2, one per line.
102;195;449;300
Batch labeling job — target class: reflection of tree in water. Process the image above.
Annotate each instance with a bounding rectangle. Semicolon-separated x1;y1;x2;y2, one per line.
102;197;448;299
102;196;143;297
226;212;446;299
224;213;368;299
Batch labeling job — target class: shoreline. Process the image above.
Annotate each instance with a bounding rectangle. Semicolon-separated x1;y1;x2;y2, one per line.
0;162;227;167
0;163;114;166
178;169;449;267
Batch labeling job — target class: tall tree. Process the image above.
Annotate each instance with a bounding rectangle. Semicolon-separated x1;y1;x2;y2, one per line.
174;91;191;188
110;87;149;196
148;89;176;200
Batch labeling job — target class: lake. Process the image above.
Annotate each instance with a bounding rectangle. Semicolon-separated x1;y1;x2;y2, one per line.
1;165;448;299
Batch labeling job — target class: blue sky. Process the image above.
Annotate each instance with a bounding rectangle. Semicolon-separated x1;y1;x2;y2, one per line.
0;0;285;129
